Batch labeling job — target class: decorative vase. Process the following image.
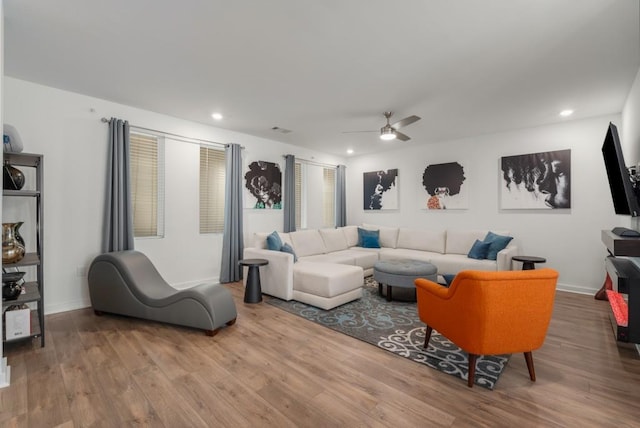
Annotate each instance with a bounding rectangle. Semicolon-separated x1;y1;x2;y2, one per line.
3;160;25;190
2;222;26;264
2;271;25;300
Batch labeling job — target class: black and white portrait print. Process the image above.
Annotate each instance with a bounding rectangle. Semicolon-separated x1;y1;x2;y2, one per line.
363;169;398;210
422;162;468;209
500;149;571;209
244;161;282;209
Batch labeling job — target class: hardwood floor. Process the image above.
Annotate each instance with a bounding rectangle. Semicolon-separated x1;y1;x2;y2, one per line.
1;283;640;427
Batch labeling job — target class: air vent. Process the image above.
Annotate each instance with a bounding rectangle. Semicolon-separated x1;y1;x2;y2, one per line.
271;126;292;134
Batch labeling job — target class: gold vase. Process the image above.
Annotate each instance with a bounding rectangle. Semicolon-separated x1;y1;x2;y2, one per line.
2;222;26;264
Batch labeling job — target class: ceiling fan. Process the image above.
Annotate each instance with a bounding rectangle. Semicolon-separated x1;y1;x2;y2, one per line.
343;111;421;141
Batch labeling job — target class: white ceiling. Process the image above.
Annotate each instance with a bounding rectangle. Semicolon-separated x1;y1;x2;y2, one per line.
4;0;640;157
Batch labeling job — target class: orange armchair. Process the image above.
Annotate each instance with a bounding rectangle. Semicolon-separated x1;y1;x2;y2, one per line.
415;268;559;387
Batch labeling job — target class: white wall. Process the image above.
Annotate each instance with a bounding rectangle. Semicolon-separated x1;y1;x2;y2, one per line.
623;67;640;164
346;116;623;294
3;77;345;314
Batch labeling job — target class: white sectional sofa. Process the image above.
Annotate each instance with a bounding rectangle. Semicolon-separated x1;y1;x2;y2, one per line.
243;224;519;310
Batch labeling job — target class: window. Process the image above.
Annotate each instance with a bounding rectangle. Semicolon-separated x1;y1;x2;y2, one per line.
295;161;303;229
129;132;164;238
200;146;226;233
323;167;336;227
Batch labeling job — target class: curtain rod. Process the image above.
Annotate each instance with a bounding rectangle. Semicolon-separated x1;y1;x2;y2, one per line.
101;117;242;149
284;155;340;169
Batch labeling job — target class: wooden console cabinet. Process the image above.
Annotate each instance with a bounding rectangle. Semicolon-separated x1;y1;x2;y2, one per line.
602;230;640;343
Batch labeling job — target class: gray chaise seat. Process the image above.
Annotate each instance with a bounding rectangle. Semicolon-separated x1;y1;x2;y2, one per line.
88;250;237;336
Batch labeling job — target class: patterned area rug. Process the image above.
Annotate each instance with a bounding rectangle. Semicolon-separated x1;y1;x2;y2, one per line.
266;277;509;389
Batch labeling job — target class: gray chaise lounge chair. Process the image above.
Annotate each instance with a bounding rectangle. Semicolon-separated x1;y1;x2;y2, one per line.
88;250;237;336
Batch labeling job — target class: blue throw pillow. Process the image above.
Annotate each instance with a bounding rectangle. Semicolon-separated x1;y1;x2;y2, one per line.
467;239;491;260
362;233;381;248
280;243;298;262
266;231;283;251
483;231;513;261
357;227;380;247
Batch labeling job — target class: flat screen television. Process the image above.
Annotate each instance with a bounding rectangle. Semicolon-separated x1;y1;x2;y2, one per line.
602;122;640;216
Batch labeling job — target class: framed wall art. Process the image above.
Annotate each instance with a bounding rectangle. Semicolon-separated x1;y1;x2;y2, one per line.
244;160;282;209
422;161;468;209
363;168;398;210
500;149;571;209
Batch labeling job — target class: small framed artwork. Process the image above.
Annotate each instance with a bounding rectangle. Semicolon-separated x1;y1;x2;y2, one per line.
363;169;398;210
500;149;571;209
422;161;468;209
244;160;282;209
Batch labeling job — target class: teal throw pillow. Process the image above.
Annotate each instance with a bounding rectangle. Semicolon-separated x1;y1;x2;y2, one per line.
483;231;513;260
467;239;491;260
280;243;298;262
266;231;283;251
361;232;381;248
357;227;380;247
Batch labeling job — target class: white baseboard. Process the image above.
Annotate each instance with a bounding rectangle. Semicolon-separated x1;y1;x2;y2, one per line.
0;357;10;388
171;277;220;290
45;298;92;315
556;281;597;296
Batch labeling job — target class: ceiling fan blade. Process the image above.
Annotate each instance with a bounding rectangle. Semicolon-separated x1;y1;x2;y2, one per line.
394;131;411;141
392;115;421;129
341;130;377;134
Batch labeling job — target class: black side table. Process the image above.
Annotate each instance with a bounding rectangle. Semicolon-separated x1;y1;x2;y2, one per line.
512;255;546;270
238;259;269;303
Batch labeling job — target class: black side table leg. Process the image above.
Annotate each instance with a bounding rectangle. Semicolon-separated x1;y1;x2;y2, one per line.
244;266;263;303
522;262;535;270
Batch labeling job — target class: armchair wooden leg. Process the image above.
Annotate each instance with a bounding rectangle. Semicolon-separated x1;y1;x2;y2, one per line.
467;353;477;388
423;326;433;349
524;351;536;381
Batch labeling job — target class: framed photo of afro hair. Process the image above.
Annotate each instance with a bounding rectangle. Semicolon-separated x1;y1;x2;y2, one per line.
422;161;468;210
500;149;570;209
363;169;398;210
244;160;282;209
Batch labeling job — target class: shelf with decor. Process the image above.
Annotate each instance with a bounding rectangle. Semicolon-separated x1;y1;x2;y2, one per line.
2;152;44;347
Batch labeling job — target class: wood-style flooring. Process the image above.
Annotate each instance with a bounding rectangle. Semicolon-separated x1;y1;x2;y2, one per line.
1;282;640;427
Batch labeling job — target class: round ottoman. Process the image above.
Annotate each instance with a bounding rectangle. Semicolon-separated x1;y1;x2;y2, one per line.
373;259;438;302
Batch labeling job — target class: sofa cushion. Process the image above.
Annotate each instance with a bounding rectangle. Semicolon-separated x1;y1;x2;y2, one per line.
293;262;363;298
430;253;498;274
467;239;491;260
484;231;514;261
298;252;355;265
266;231;283;251
289;229;327;257
445;230;491;255
396;228;445;253
379;248;438;264
254;231;291;249
340;226;359;247
357;227;380;247
319;228;349;252
346;250;379;270
360;229;381;248
281;243;298;262
362;223;399;248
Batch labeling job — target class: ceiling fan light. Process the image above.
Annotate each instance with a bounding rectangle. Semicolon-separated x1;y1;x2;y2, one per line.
380;127;396;140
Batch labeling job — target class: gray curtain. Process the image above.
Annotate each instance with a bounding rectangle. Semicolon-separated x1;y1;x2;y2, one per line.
220;143;244;283
283;154;296;232
103;118;134;253
336;164;347;227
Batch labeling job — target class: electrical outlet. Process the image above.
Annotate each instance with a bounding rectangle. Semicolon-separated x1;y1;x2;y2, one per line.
76;266;87;277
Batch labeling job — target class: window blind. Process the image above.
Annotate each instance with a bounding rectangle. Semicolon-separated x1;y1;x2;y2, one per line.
130;132;164;237
200;146;226;233
295;162;303;229
323;167;336;227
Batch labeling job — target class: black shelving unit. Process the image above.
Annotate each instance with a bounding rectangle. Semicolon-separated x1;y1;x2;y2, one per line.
2;153;44;347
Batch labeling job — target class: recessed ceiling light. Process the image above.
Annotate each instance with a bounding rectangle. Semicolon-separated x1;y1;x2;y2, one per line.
347;149;354;154
559;109;574;117
211;113;223;120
